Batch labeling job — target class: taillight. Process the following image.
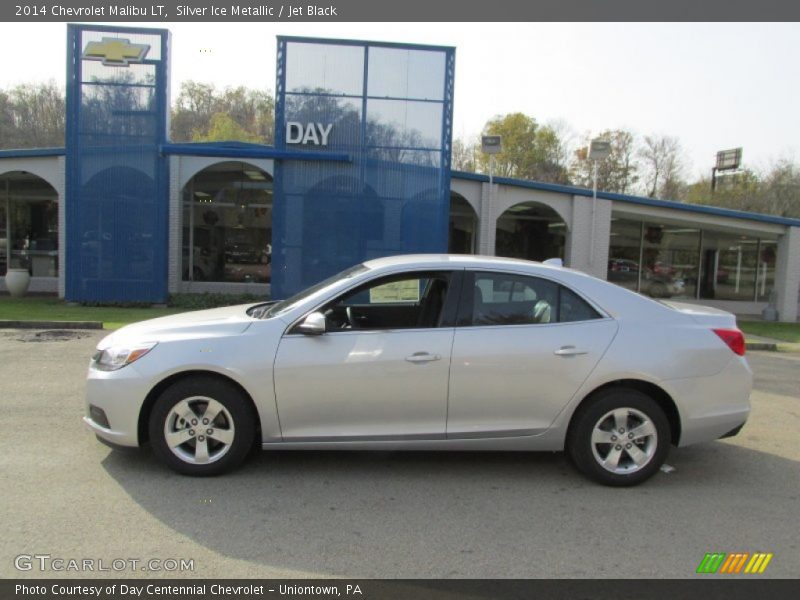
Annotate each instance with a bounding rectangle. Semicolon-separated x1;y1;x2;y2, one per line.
713;328;746;356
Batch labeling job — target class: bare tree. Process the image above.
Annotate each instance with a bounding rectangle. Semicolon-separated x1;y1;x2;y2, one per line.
451;137;478;172
0;81;65;149
639;134;686;200
761;158;800;218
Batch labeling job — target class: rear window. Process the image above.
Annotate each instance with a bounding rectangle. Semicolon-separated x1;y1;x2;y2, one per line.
461;272;602;326
560;287;601;322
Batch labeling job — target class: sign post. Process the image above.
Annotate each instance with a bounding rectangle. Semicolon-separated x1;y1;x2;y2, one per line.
712;147;743;192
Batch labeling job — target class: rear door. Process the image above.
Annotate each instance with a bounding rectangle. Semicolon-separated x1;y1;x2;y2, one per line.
447;270;618;438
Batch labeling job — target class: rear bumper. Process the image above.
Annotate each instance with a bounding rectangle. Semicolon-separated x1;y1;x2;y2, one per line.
665;356;752;447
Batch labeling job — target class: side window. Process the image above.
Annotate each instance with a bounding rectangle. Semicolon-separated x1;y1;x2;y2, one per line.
559;287;601;322
322;271;451;331
470;273;558;326
460;272;602;326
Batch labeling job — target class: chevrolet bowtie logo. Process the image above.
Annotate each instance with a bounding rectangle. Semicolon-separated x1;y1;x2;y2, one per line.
82;37;150;67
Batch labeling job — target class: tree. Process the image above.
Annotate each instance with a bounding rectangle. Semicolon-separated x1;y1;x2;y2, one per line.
170;81;274;144
0;81;65;149
451;137;478;172
761;159;800;218
476;113;571;184
686;159;800;218
571;129;638;194
193;113;262;143
639;134;686;200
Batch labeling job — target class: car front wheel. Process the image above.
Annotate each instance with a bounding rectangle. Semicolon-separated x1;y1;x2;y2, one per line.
568;389;670;486
149;376;256;476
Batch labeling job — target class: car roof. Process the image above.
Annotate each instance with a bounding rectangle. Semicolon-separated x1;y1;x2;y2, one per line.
363;253;567;273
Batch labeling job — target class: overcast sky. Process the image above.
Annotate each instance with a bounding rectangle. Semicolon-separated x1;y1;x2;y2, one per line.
1;21;798;178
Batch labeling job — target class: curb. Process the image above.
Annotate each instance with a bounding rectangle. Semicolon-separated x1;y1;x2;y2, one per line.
745;342;778;352
0;320;103;330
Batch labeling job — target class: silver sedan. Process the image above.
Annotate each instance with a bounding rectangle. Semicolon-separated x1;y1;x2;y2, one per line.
84;255;752;485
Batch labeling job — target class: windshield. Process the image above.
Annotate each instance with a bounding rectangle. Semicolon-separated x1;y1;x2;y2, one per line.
261;264;370;319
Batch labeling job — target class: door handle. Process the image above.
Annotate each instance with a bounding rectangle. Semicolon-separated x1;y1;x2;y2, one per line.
554;346;589;357
405;352;441;363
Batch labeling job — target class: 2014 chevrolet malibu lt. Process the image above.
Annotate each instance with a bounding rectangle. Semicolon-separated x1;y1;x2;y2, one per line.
83;255;751;485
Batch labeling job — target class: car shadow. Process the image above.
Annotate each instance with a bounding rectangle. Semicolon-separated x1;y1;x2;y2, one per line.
100;440;800;577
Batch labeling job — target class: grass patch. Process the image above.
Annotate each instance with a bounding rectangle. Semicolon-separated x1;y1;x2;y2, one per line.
0;293;269;329
0;296;183;330
739;320;800;343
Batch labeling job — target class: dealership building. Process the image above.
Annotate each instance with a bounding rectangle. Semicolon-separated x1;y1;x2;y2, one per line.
1;24;799;321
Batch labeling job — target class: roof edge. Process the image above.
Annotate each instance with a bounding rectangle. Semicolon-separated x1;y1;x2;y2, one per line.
0;148;66;159
451;170;800;228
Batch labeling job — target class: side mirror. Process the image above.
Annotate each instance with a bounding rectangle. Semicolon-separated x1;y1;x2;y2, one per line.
296;312;326;336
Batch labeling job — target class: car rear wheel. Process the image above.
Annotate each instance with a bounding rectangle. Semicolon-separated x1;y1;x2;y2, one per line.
568;388;670;486
149;376;256;476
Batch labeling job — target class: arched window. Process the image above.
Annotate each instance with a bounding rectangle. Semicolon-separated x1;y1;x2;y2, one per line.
495;202;566;262
0;171;59;278
448;192;477;254
181;162;273;284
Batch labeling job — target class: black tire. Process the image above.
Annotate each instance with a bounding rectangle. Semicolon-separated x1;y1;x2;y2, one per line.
149;376;256;476
567;388;671;486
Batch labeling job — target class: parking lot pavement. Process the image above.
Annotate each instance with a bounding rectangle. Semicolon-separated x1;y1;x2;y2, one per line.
0;330;798;579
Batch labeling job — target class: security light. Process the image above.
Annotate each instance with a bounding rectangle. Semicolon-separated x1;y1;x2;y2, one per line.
481;135;502;154
588;139;612;160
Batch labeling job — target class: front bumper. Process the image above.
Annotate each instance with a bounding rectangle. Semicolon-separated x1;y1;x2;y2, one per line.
84;367;150;448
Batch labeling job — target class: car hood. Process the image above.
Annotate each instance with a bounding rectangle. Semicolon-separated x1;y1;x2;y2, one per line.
98;304;258;349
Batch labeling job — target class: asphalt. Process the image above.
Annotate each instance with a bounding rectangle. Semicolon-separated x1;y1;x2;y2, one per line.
0;329;798;579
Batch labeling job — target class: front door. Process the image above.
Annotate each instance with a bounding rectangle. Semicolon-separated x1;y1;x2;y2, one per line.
273;270;459;441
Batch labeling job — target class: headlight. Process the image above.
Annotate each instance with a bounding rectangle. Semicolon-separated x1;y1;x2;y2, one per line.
93;342;157;371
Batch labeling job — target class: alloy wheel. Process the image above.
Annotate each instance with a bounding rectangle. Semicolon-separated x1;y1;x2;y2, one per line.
163;396;235;465
590;407;658;474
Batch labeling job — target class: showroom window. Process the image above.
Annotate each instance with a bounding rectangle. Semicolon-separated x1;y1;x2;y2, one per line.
607;218;643;293
699;231;759;301
642;223;700;299
0;171;59;278
608;216;778;302
755;240;777;302
181;162;272;284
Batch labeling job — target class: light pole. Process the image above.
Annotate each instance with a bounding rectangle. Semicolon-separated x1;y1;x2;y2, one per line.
588;138;611;270
481;135;502;255
482;135;502;185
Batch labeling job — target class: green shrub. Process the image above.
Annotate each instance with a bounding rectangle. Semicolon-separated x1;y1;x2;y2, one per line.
167;293;266;310
79;300;152;308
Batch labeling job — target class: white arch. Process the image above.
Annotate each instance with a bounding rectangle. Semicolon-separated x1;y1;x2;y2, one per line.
178;157;274;190
0;156;63;296
494;186;572;230
0;156;62;194
450;178;481;216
